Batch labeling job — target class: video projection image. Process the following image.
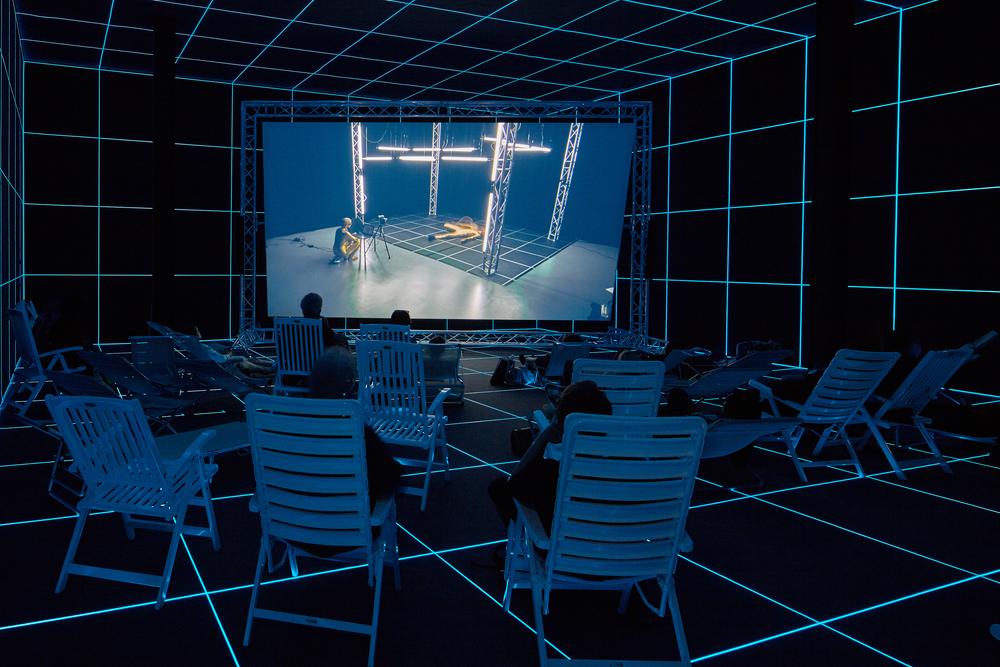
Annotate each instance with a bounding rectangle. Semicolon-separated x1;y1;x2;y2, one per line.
263;121;634;321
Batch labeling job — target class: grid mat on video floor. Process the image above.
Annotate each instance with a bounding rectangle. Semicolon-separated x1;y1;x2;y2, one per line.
1;346;999;666
378;214;571;286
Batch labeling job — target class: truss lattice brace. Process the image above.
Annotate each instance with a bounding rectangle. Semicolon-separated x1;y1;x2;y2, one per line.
429;122;441;216
351;122;366;222
548;122;583;242
482;122;519;276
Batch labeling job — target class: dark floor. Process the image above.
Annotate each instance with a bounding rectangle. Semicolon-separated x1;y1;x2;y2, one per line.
2;347;999;666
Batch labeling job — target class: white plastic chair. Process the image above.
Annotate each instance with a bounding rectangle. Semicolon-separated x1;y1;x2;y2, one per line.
504;414;706;666
356;340;450;511
1;301;84;418
359;323;413;343
752;349;901;481
243;395;399;667
422;343;464;404
533;359;665;441
862;347;977;474
45;395;220;607
273;316;325;395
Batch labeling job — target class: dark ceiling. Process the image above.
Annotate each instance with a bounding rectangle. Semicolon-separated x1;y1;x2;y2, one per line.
14;1;912;100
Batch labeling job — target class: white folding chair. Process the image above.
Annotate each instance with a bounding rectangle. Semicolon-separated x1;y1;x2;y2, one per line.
1;301;83;419
45;395;220;607
356;340;450;511
533;359;664;437
243;395;399;667
504;414;706;666
863;347;977;473
422;343;464;404
752;349;901;481
359;323;413;343
273;316;325;395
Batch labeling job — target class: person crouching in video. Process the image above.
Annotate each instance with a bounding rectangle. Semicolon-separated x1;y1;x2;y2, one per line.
332;217;361;263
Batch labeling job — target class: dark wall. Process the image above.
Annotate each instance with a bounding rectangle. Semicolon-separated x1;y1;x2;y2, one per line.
1;0;23;381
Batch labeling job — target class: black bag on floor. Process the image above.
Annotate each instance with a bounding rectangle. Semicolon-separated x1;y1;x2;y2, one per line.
490;356;518;386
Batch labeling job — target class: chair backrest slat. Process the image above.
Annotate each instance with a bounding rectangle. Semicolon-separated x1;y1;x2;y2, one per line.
45;395;173;501
274;317;325;379
359;323;412;343
543;343;593;382
422;345;461;383
571;359;664;417
356;340;428;419
879;348;973;418
246;395;371;550
547;415;705;582
798;349;899;424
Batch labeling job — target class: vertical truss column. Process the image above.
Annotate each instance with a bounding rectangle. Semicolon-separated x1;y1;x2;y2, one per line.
629;106;651;340
547;122;583;242
351;122;366;222
429;121;441;216
482;121;519;276
239;103;259;340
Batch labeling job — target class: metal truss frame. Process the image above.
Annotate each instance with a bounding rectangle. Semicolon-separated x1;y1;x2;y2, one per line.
239;100;652;346
482;121;519;275
350;121;366;221
547;122;583;242
428;121;441;216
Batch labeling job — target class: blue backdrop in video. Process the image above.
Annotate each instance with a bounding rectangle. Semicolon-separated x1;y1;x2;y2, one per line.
263;120;633;321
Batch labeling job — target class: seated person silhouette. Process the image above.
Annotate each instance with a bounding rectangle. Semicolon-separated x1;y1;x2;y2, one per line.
331;217;361;264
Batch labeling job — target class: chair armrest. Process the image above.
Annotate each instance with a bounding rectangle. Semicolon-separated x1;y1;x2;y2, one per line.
532;409;550;431
38;345;84;358
169;429;217;465
428;388;451;415
513;499;550;550
749;379;804;413
370;493;396;527
40;346;85;372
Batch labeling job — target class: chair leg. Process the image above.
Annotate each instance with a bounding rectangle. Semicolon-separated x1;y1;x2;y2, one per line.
200;474;221;551
668;585;690;664
530;579;549;667
916;422;952;473
617;584;633;614
368;548;385;667
837;428;866;478
56;508;90;593
243;538;268;646
812;426;834;456
289;550;299;577
784;428;808;483
157;507;188;609
860;412;906;480
439;431;451;482
121;513;136;541
419;446;436;512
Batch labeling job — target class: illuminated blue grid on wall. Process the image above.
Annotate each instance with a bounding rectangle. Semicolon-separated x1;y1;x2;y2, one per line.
848;0;1000;395
1;0;24;381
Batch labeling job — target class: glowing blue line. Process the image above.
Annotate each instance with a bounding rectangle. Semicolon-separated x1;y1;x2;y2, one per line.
623;0;807;38
349;0;517;97
847;285;1000;295
724;59;733;356
398;523;572;660
409;0;619;101
293;0;415;91
468;0;723;101
853;81;1000;113
891;9;902;331
661;117;814;149
181;536;240;666
852;184;1000;200
175;0;213;63
799;39;808;367
231;0;314;84
870;476;1000;516
384;0;727;61
653;200;811;215
580;5;815;101
665;77;673;339
97;1;116;71
865;0;902;9
681;556;912;666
